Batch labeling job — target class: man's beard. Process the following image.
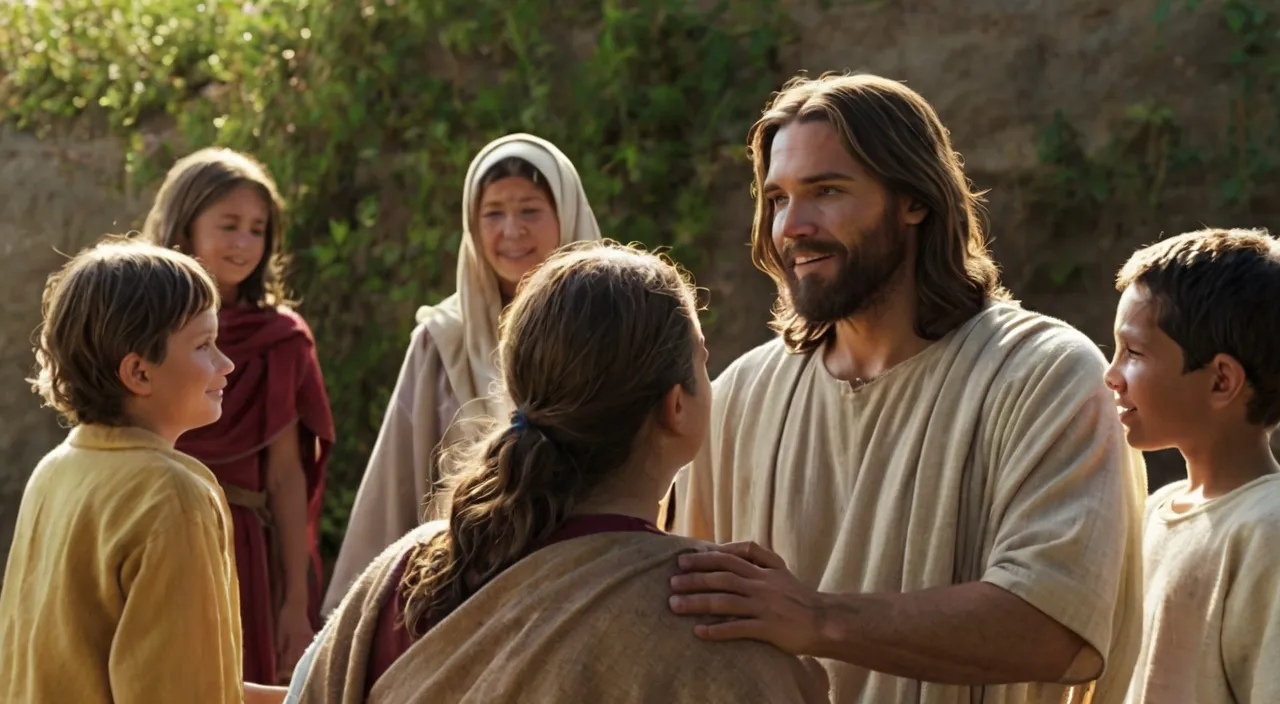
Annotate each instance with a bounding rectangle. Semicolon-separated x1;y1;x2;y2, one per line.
781;212;908;324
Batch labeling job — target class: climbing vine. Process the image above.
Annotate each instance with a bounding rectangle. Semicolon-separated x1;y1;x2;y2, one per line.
1034;101;1196;217
1035;0;1280;227
0;0;787;557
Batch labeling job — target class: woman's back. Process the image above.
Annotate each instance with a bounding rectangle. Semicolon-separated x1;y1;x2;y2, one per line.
302;524;828;703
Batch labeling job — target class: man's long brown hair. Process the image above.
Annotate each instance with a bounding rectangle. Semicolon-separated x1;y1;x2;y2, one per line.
398;240;700;635
748;72;1010;353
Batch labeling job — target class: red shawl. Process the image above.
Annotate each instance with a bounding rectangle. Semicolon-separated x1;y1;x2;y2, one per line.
177;304;335;681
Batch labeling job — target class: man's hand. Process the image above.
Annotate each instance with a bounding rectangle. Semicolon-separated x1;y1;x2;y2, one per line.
668;541;826;655
670;542;1099;685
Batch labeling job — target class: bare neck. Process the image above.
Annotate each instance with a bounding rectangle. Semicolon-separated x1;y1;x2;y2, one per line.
570;454;671;526
120;405;180;446
823;271;931;383
571;493;662;525
1180;424;1279;501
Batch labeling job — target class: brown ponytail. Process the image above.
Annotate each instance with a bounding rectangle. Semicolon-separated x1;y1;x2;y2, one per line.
399;240;700;635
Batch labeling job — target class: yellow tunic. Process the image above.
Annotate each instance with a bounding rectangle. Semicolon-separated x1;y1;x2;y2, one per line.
0;424;242;703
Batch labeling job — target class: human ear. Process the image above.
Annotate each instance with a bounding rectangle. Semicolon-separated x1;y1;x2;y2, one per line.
900;197;927;226
655;383;685;434
118;352;153;397
1207;353;1250;412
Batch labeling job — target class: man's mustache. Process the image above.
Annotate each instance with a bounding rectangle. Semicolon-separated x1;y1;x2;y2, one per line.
782;240;846;266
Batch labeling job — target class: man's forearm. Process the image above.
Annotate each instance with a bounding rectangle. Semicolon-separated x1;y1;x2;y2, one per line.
812;581;1098;686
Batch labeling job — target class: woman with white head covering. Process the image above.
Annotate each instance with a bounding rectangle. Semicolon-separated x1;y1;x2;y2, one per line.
323;134;601;613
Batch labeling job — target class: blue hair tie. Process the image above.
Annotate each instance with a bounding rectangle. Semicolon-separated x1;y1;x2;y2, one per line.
510;409;530;430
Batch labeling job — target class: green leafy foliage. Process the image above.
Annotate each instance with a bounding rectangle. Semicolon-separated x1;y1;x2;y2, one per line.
1157;0;1280;205
1035;102;1197;216
1037;0;1280;234
1;0;787;557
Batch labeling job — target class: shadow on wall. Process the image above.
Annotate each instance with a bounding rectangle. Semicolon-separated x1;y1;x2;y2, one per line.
1146;449;1187;492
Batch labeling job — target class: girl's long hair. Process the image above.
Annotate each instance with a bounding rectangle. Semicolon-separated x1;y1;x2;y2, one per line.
143;147;291;307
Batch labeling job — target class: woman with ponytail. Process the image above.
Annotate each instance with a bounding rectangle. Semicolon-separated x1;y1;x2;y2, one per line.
289;241;828;703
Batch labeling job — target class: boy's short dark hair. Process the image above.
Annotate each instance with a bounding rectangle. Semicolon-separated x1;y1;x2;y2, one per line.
31;236;220;426
1116;227;1280;427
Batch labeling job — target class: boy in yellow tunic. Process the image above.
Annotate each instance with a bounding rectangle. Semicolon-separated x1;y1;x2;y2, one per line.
0;237;285;703
1107;228;1280;703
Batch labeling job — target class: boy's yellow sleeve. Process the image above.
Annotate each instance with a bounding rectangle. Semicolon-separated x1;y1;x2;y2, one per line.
109;509;241;704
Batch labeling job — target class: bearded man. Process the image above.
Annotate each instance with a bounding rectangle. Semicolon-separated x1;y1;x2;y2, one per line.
662;73;1145;704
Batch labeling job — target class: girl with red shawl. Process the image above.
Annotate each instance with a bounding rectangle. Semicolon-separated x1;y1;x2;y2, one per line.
143;147;336;686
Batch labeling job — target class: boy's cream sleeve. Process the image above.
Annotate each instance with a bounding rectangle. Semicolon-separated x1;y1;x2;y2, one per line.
1222;522;1280;702
109;507;241;704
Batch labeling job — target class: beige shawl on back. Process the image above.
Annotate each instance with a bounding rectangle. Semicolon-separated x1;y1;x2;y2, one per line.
323;134;602;614
301;523;831;704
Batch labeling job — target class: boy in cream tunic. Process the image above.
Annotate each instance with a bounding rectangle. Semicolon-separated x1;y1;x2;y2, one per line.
662;72;1145;703
1108;229;1280;703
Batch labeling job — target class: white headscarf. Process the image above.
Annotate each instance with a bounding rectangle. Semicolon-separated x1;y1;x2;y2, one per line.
416;133;603;420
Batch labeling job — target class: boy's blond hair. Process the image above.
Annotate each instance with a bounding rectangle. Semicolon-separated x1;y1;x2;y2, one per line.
31;236;220;426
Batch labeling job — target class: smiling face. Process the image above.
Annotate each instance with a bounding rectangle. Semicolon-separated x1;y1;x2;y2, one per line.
150;308;235;431
763;119;919;324
120;306;236;442
477;176;562;298
1105;284;1213;451
188;183;270;303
